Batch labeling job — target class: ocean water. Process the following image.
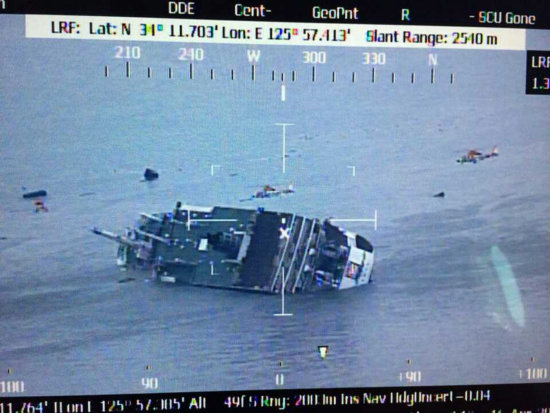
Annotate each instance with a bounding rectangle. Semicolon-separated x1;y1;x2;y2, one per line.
1;16;549;395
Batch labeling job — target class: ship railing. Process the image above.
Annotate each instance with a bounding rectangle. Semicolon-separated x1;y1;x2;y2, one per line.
178;205;214;213
269;214;296;292
165;258;198;266
134;228;172;245
301;225;324;291
292;219;318;293
140;212;163;222
284;217;309;293
91;227;139;247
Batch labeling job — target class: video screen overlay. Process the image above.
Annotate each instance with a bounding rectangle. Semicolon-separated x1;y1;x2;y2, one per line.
1;1;549;412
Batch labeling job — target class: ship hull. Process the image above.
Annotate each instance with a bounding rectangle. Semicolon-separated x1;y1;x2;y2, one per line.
94;205;374;294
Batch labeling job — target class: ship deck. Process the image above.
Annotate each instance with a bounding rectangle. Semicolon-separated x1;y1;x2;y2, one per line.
143;207;255;289
133;206;326;293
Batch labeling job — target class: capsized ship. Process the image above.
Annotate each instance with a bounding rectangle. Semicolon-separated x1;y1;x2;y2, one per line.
92;203;374;293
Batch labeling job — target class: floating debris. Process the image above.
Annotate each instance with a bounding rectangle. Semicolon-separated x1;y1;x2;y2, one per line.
318;346;329;359
23;190;47;199
143;168;159;181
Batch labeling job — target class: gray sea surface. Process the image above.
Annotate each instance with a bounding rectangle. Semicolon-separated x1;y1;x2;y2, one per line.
1;16;549;395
